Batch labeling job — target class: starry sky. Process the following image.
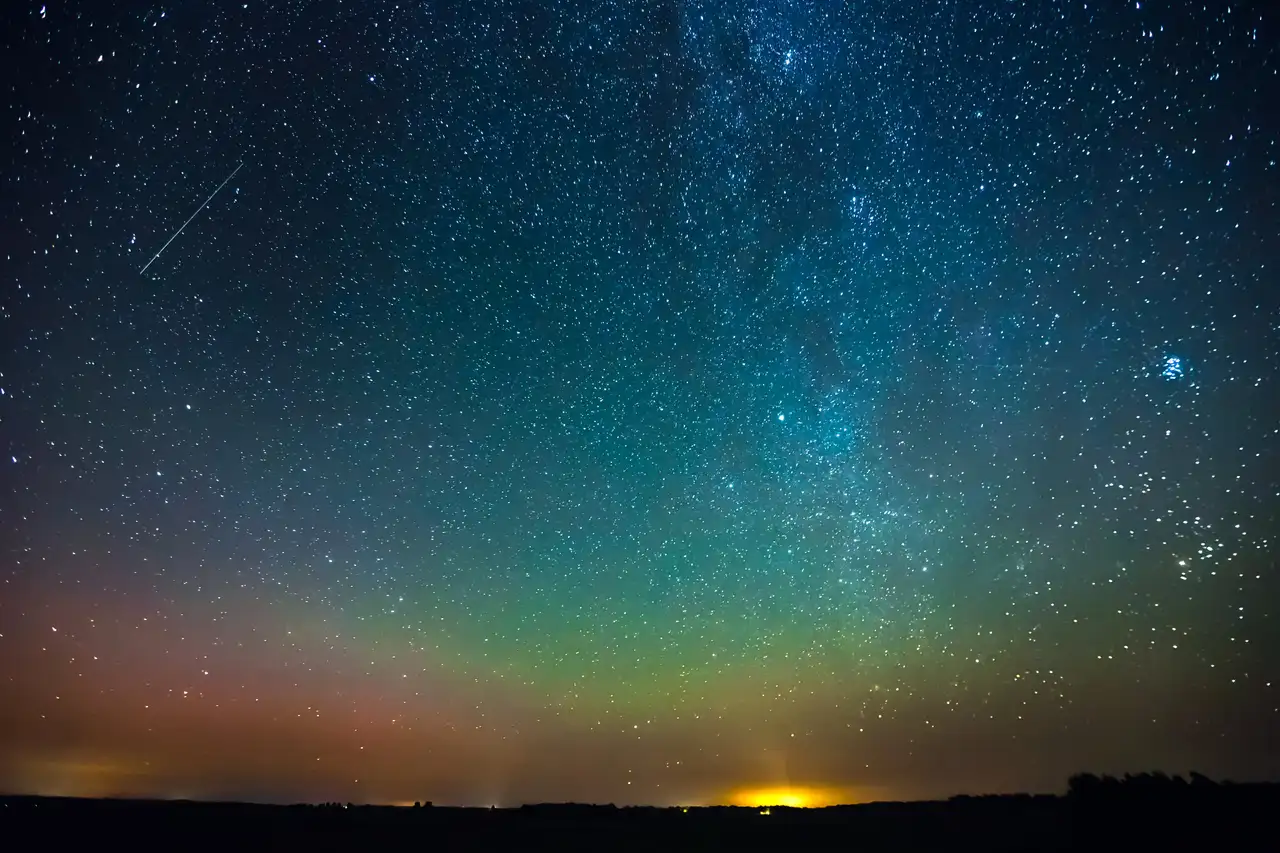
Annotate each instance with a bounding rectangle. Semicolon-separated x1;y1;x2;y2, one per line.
1;0;1277;807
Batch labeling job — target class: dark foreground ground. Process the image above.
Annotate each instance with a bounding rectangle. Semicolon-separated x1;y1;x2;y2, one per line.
3;777;1278;851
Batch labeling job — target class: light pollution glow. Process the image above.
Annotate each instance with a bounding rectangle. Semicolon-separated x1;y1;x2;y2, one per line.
10;751;865;809
726;785;860;808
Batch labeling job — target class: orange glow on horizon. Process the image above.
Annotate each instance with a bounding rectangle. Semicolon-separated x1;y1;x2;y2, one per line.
726;785;854;808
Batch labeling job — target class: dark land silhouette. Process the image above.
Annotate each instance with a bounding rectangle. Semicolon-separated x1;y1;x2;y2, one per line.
2;773;1276;851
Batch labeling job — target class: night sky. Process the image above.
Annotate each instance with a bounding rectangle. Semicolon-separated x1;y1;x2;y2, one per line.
2;0;1277;807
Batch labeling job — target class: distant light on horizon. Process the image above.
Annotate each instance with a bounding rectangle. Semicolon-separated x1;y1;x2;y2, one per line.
726;786;857;809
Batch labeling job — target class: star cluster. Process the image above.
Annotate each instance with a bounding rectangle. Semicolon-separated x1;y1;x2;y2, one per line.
1;0;1277;806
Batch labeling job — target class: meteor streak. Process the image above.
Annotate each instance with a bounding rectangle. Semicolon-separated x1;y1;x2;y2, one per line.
141;161;244;275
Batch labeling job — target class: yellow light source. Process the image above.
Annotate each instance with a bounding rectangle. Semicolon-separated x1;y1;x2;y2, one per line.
727;786;847;808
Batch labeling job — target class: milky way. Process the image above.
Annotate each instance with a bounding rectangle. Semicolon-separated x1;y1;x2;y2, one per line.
1;1;1277;806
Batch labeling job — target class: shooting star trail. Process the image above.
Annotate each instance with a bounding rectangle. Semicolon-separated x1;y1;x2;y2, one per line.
141;161;244;275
